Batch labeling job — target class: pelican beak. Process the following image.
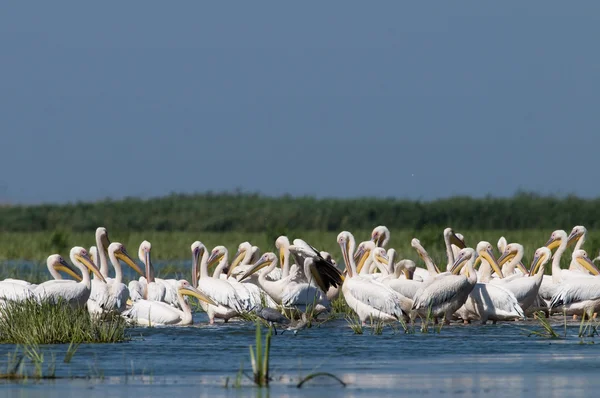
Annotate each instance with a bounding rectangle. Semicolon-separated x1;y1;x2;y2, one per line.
353;246;365;265
576;255;600;276
370;233;379;245
355;248;372;274
279;247;286;272
544;236;561;251
450;233;466;249
101;233;111;251
339;240;353;278
567;230;583;247
191;248;200;287
230;248;245;269
451;252;468;275
529;253;545;275
116;248;144;276
207;251;224;267
179;285;217;306
480;248;504;278
403;269;411;279
497;250;515;266
76;254;106;283
126;298;133;306
375;253;389;266
239;257;271;281
54;259;82;281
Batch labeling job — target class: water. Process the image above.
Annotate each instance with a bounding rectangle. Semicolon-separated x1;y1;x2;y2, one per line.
2;313;600;398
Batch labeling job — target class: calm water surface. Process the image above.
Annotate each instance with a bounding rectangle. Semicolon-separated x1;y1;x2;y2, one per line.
2;313;600;398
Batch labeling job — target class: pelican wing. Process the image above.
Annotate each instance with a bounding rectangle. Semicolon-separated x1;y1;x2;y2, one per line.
412;275;469;311
281;283;328;308
469;283;525;319
551;280;600;308
345;277;404;319
198;277;249;312
122;300;183;325
0;282;35;301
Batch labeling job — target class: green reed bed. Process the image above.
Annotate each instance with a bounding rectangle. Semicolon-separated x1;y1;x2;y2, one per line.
0;298;129;345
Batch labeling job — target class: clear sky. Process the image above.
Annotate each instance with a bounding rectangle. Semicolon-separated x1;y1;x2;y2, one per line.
1;2;599;204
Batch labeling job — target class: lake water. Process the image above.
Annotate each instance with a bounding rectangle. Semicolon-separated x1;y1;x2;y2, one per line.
2;313;600;398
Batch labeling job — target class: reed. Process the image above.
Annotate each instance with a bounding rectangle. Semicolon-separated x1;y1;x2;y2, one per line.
248;320;271;387
0;298;129;344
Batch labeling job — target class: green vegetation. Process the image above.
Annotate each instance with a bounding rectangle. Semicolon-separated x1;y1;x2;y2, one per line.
0;191;597;233
0;298;129;344
249;320;271;387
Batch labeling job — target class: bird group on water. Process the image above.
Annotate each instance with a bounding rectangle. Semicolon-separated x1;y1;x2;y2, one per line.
1;225;599;328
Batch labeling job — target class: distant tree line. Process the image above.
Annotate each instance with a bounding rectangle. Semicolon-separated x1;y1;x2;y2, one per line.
0;191;595;233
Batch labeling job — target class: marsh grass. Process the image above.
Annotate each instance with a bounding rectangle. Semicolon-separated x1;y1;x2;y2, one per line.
522;311;561;339
577;313;599;343
0;298;129;344
0;345;57;380
345;313;363;334
248;320;271;387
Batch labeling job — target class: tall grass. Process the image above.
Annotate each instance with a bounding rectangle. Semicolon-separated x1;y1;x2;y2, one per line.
249;320;271;387
0;298;129;344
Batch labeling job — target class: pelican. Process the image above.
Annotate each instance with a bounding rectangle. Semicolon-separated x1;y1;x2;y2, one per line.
210;245;277;310
566;226;593;273
229;241;280;281
191;241;249;324
371;248;421;299
338;231;405;324
443;228;467;269
128;241;166;303
370;225;391;247
550;250;600;318
122;280;216;326
34;247;105;308
494;243;545;311
88;242;144;314
239;252;300;305
410;238;442;281
411;247;479;323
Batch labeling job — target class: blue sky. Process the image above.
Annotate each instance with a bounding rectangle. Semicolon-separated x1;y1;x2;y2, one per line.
1;2;599;204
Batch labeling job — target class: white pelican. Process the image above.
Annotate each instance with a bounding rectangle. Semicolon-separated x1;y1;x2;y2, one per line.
34;247;105;308
337;231;405;324
122;280;216;326
566;226;593;273
494;243;545;312
239;252;300;305
88;242;144;314
370;225;391;247
410;238;441;281
210;245;277;309
191;241;249;323
443;227;466;269
411;247;479;323
228;241;280;281
128;241;167;303
371;248;421;299
550;250;600;318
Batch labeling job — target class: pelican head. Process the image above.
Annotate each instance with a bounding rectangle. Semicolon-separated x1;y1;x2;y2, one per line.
230;242;251;271
177;279;217;306
567;226;587;247
476;241;504;278
239;252;277;281
207;246;227;267
275;236;291;271
572;250;600;275
138;240;152;263
544;230;568;251
337;231;355;278
444;228;466;249
356;241;376;274
96;227;111;250
320;251;336;265
191;241;207;287
47;254;82;281
109;242;144;275
497;243;522;266
497;236;507;254
451;248;476;275
70;246;106;282
371;226;390;247
529;247;552;275
372;247;389;265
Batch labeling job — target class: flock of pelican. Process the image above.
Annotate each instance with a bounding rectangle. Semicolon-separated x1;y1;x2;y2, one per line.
1;225;599;328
